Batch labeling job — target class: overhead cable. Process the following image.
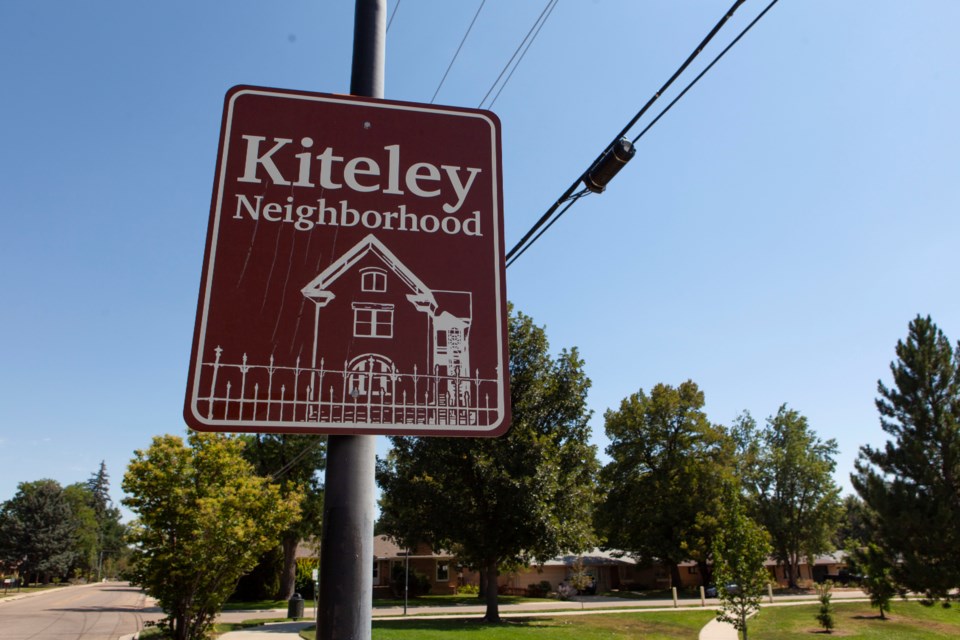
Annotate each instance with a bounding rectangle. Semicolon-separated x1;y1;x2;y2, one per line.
478;0;559;110
505;0;782;267
432;0;487;104
488;0;560;109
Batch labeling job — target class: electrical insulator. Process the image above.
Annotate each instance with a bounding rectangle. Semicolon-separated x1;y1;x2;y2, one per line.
582;137;636;193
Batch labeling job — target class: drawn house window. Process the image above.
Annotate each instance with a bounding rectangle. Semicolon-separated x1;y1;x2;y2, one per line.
360;268;387;293
353;303;394;338
436;561;450;583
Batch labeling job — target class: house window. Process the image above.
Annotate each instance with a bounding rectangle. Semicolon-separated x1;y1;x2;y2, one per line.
353;303;394;338
373;559;379;581
436;562;450;583
361;268;387;292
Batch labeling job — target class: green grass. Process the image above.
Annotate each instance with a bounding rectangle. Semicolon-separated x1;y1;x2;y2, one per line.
750;600;960;639
299;610;716;640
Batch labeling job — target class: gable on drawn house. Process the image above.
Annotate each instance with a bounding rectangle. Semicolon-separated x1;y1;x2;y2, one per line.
300;234;476;426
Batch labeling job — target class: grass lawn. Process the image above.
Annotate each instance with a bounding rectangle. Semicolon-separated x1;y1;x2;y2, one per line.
299;610;716;640
750;600;960;639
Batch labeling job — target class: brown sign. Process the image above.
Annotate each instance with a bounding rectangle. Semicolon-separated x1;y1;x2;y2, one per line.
185;86;510;436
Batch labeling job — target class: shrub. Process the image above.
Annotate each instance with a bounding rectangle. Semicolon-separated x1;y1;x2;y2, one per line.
456;583;479;595
390;564;431;598
295;557;320;600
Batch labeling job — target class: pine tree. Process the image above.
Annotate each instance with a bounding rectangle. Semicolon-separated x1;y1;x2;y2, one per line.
852;315;960;602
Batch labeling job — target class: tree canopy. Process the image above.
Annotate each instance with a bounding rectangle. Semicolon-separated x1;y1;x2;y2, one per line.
596;380;734;588
240;433;326;599
123;432;301;640
376;308;599;622
852;315;960;602
0;479;77;583
736;406;841;589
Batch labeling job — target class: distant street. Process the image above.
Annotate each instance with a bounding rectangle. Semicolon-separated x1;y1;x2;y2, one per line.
0;582;161;640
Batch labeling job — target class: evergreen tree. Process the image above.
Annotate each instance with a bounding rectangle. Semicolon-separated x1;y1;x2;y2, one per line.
0;479;77;583
852;315;960;602
377;308;598;623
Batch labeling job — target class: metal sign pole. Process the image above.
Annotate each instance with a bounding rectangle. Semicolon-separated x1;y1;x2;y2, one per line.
316;6;385;639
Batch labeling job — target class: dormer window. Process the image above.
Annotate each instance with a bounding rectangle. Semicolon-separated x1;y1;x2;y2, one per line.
361;268;387;293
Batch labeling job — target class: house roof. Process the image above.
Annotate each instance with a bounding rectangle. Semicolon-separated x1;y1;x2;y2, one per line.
542;549;638;568
301;234;436;308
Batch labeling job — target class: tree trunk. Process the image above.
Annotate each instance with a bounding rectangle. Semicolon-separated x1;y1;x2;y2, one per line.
482;559;500;623
669;563;682;592
278;532;299;599
698;560;712;588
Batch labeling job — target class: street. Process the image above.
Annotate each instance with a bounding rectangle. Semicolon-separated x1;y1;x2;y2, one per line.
0;582;161;640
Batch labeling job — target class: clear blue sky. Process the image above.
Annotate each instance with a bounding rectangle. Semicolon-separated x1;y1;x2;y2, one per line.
2;1;958;516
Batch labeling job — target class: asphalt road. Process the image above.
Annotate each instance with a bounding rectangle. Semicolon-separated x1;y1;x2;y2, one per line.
0;582;162;640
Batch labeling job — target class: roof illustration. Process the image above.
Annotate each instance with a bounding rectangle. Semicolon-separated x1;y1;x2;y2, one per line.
301;234;438;310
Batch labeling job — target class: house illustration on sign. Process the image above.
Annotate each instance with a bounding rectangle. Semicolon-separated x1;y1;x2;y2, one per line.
301;234;474;419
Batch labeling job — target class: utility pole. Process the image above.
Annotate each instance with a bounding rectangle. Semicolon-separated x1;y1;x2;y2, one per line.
316;4;384;639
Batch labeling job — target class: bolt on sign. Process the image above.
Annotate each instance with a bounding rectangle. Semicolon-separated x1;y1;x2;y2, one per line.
185;85;510;437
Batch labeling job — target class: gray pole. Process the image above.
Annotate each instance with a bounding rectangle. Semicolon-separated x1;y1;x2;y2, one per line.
316;6;384;638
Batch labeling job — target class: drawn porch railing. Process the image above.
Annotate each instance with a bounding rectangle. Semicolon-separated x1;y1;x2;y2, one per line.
199;347;500;428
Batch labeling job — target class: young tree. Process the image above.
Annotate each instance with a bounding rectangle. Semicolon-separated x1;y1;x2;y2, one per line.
815;581;836;633
0;479;77;584
240;434;326;599
846;541;897;619
713;486;772;640
376;308;599;623
122;432;301;640
596;381;734;588
852;315;960;602
737;407;842;589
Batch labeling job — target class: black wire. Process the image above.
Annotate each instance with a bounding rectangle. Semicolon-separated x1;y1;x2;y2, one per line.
505;191;587;269
431;0;487;104
387;0;401;33
632;0;780;146
488;0;559;109
505;0;760;267
478;0;557;109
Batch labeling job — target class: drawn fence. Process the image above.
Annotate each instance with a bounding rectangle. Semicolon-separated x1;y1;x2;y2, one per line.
198;347;501;428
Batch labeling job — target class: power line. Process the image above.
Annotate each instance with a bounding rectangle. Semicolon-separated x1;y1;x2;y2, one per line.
488;0;559;109
431;0;487;104
478;0;558;110
505;0;778;267
387;0;401;33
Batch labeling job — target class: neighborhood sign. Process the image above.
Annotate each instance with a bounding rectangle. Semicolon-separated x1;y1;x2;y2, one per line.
185;85;510;437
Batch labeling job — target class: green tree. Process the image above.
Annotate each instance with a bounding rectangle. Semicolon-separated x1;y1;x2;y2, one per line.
122;432;301;640
376;308;599;623
596;380;733;588
84;462;128;579
852;315;960;602
713;486;772;640
847;541;897;619
0;479;77;584
737;407;842;589
833;495;870;550
240;434;325;599
63;483;100;580
816;581;836;632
